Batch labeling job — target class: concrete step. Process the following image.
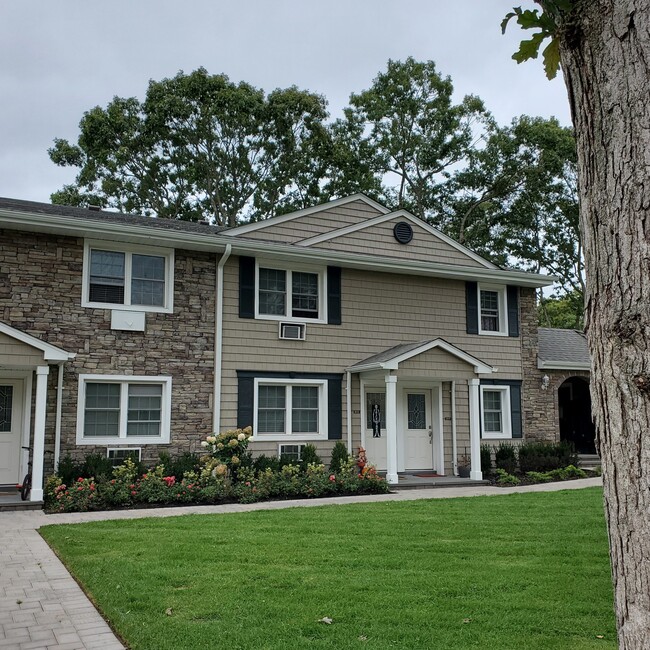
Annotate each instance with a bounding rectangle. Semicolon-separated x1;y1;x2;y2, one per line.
394;479;491;490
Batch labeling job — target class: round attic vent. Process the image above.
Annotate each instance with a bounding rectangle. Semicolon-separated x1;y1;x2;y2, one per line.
393;221;413;244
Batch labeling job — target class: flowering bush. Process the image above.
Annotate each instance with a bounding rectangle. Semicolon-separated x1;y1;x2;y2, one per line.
136;465;174;504
52;477;99;512
201;427;252;479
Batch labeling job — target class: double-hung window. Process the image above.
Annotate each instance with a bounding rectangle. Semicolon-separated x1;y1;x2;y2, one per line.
257;265;323;321
478;284;507;335
254;379;327;440
77;375;172;445
83;242;174;312
480;386;512;439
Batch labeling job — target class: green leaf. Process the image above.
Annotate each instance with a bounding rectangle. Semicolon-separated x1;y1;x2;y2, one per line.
542;37;561;80
515;9;544;30
512;32;546;64
501;11;517;34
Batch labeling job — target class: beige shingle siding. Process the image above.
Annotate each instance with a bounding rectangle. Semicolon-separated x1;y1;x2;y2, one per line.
0;332;44;365
237;200;384;243
221;257;523;472
310;215;488;268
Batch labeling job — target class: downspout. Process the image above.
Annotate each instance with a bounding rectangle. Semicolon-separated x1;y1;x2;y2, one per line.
346;370;352;452
54;362;65;470
213;244;232;434
451;381;458;476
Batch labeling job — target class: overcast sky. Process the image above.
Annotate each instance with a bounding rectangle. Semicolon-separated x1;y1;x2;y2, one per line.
0;1;571;204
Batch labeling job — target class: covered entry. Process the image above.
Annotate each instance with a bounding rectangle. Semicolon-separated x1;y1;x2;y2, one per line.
348;338;493;484
0;322;75;501
559;377;596;454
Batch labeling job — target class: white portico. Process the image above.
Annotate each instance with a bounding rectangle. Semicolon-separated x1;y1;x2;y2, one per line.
0;322;75;502
347;338;493;484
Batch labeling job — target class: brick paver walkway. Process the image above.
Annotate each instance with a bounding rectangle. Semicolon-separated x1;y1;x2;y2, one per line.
0;477;602;649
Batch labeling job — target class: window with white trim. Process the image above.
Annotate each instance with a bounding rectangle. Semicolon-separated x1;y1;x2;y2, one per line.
480;386;512;439
478;284;507;335
77;375;172;445
256;263;325;321
83;242;174;312
253;378;327;440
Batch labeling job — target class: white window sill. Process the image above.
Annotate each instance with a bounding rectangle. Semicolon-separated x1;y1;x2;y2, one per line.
250;434;325;442
76;437;171;446
481;432;512;440
255;314;326;325
82;301;173;314
478;330;509;337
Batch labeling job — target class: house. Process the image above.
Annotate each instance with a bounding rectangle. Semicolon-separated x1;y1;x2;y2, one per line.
0;194;556;502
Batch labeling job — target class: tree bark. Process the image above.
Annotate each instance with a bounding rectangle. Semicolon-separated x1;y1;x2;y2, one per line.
552;1;650;647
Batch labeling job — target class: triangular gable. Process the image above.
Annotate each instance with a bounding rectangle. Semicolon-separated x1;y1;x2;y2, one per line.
297;209;496;270
0;322;75;362
348;338;493;374
224;194;389;243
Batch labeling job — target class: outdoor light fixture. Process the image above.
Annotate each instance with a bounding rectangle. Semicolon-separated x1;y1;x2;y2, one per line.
541;375;550;390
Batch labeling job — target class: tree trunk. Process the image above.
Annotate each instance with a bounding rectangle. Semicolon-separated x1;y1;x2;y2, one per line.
553;2;650;647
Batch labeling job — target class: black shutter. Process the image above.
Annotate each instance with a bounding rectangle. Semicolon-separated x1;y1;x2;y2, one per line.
466;281;478;334
510;383;522;438
239;256;255;319
327;266;342;325
327;376;342;439
507;285;519;337
237;375;255;429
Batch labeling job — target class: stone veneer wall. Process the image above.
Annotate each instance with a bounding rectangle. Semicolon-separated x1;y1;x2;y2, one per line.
520;287;591;443
0;229;217;466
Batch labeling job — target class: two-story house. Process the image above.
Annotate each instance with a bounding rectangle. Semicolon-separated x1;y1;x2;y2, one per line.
0;194;554;502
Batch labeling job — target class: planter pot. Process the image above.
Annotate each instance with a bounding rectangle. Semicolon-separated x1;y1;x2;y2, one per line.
458;466;471;478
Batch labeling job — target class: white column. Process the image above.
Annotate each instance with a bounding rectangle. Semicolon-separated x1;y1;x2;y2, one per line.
468;378;483;481
31;365;49;502
385;373;399;485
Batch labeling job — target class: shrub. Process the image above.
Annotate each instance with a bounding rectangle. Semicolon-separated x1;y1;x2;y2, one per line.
299;444;321;470
525;471;553;483
494;443;518;474
135;465;174;504
158;451;200;480
480;444;493;475
495;468;520;486
52;477;100;512
329;441;350;473
201;427;252;480
81;453;114;481
518;441;578;473
56;455;84;486
253;454;280;474
547;465;587;481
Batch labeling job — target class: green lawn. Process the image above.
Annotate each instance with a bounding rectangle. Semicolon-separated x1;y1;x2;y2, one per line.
40;488;615;650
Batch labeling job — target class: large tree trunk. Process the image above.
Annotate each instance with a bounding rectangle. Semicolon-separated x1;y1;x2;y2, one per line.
553;1;650;647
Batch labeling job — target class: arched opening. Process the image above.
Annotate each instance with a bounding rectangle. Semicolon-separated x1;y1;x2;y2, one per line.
558;377;596;454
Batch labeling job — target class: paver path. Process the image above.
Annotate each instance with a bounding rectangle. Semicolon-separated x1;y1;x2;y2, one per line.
0;477;602;649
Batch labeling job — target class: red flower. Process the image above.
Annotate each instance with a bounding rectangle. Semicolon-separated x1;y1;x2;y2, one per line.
77;477;84;482
329;475;336;481
131;490;136;496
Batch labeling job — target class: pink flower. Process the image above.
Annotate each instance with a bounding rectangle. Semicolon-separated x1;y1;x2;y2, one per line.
77;477;84;483
329;475;336;482
131;490;136;496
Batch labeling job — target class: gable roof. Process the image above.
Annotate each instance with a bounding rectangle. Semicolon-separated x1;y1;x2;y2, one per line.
538;328;590;370
223;194;389;237
348;338;494;374
0;322;75;362
296;208;496;270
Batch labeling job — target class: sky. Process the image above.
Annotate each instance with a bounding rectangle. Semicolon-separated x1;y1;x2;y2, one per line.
0;1;572;204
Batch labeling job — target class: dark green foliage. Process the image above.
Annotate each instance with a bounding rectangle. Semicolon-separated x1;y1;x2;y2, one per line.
329;441;350;473
481;444;493;475
539;291;584;329
494;442;518;474
80;453;114;481
495;468;521;486
518;441;578;473
157;451;200;480
299;443;321;469
56;455;84;486
252;454;281;474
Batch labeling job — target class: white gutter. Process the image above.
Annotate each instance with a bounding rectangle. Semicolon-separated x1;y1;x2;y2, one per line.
451;381;458;476
346;370;352;452
0;210;555;288
213;244;232;433
53;362;65;470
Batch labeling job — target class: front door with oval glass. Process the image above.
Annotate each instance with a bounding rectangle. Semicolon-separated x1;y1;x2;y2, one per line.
403;390;433;471
0;381;23;485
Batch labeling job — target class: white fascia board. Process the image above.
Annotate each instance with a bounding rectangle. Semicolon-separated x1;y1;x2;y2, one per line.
0;208;555;287
223;194;390;237
298;209;497;271
0;322;76;361
0;209;230;254
538;359;591;371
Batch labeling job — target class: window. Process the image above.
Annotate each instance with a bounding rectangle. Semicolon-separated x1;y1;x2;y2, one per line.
107;447;142;466
256;263;324;321
77;375;172;444
366;392;386;429
253;378;327;439
83;242;174;312
478;284;507;335
278;444;306;461
480;386;512;439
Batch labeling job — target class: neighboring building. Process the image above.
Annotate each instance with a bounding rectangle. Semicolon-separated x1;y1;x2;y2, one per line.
0;194;556;501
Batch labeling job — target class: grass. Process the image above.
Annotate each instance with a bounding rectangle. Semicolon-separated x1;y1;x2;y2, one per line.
40;488;615;649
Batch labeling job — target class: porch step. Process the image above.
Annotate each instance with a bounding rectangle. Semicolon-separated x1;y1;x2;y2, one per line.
579;454;601;470
0;499;43;512
393;478;491;490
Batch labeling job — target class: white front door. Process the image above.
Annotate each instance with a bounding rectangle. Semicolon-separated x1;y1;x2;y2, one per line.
0;381;24;485
403;390;433;471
